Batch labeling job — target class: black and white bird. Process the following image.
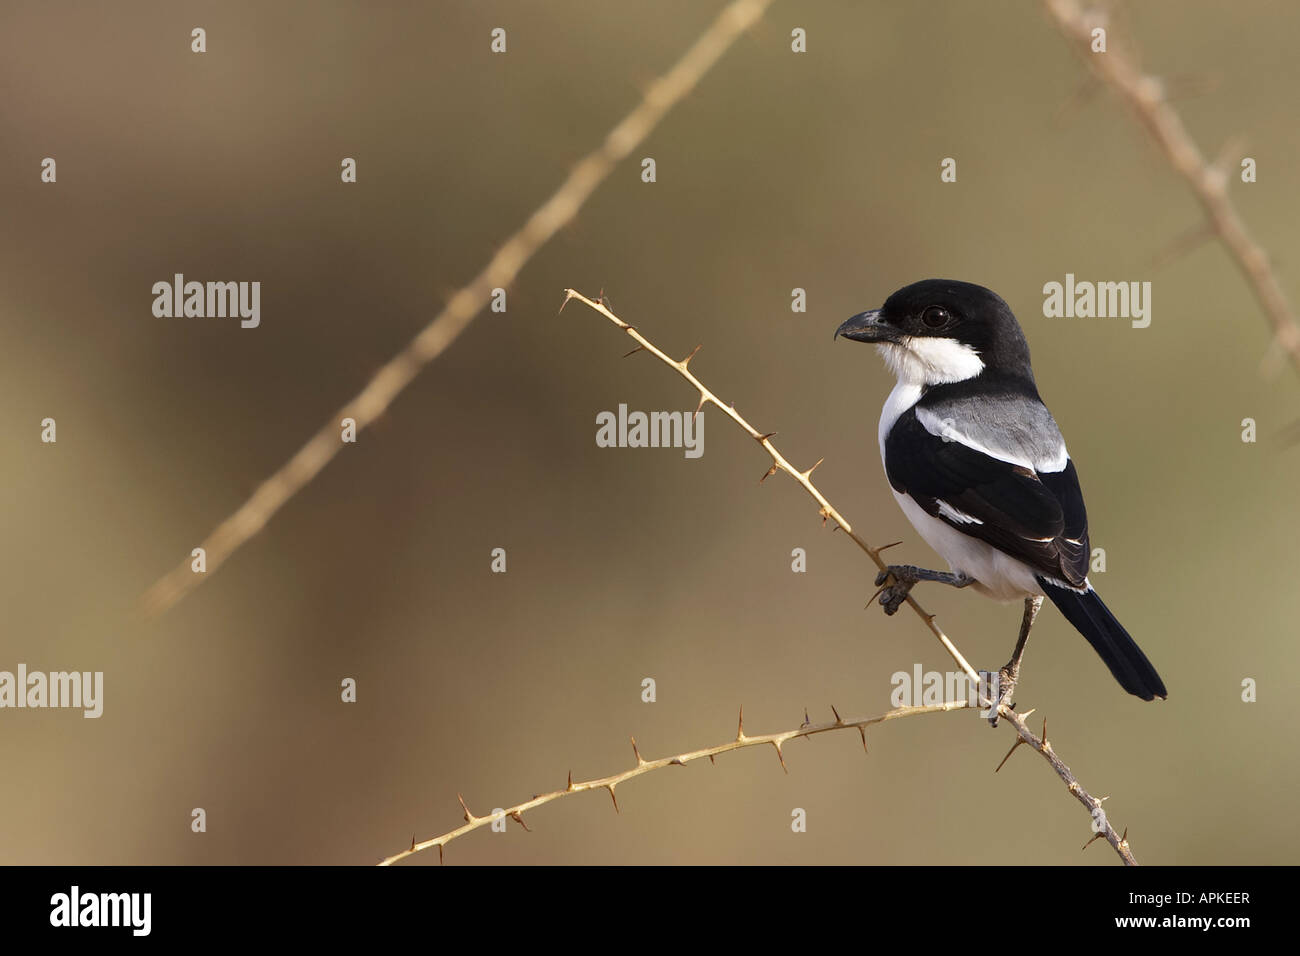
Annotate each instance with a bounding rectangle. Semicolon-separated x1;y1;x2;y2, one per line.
835;279;1166;705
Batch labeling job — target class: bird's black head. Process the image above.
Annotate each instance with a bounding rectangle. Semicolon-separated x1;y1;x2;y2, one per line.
836;279;1033;386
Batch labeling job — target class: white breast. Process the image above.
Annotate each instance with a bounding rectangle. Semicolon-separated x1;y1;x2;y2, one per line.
877;379;1044;603
889;489;1044;601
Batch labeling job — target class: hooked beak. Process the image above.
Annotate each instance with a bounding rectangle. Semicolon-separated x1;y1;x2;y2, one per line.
834;309;900;344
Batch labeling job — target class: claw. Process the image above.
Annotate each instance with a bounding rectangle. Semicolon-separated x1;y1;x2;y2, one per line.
874;570;914;615
882;590;910;615
988;662;1021;727
871;564;973;616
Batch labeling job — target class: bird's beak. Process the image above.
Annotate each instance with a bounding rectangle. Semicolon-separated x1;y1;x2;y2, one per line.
835;309;899;343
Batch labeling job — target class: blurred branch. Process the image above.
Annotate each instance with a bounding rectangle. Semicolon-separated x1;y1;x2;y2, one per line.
383;289;1138;866
1043;0;1300;380
140;0;776;616
379;702;969;866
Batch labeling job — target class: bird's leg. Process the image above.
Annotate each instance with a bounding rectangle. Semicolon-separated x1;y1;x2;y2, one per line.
872;565;975;616
987;595;1043;727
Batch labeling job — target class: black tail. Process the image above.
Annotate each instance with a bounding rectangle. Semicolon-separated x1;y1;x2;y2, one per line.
1037;578;1167;701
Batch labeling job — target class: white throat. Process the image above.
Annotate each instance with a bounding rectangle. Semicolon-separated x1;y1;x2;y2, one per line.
876;336;985;387
875;336;986;460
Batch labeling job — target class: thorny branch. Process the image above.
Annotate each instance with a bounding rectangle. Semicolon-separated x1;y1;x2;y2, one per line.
140;0;777;616
379;702;969;866
382;291;1141;866
1043;0;1300;381
565;291;1139;864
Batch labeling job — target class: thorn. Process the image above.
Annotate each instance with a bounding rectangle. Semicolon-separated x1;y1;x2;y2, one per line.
755;431;777;443
864;582;888;610
457;793;476;823
708;754;715;765
1120;826;1129;847
1082;831;1105;852
509;811;532;832
831;704;843;724
801;707;810;728
818;506;833;528
857;726;868;754
1164;70;1223;105
1147;221;1215;270
759;463;779;484
438;844;444;865
876;540;904;556
566;770;574;792
1041;716;1049;749
736;706;745;741
621;345;646;359
410;833;417;851
606;784;620;813
596;287;614;311
631;736;645;766
772;741;788;773
1051;76;1101;129
679;344;702;369
1213;134;1246;175
693;393;707;420
995;737;1027;773
559;289;576;313
1017;708;1036;721
668;757;685;766
801;457;825;480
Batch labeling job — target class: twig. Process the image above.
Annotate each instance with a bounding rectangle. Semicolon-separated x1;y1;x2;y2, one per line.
555;290;1137;864
380;292;1141;865
140;0;777;616
378;702;969;866
997;712;1136;864
1042;0;1300;381
564;291;986;687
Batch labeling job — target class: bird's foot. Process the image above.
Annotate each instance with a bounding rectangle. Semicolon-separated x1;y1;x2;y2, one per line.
870;565;973;616
984;660;1020;727
872;565;921;615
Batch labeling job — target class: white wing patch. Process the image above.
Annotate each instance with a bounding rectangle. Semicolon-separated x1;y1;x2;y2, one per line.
937;500;983;524
915;405;1069;474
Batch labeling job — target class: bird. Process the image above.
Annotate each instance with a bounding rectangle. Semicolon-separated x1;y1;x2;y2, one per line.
835;279;1166;712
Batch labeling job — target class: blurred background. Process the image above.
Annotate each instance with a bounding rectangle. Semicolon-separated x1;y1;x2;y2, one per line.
1;0;1297;865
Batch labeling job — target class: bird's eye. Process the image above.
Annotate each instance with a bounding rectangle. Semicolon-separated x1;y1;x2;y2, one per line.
920;306;950;329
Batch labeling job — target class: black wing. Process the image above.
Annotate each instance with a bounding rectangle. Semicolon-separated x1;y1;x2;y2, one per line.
884;408;1090;586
